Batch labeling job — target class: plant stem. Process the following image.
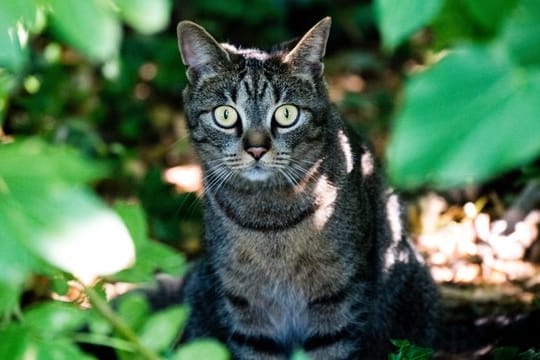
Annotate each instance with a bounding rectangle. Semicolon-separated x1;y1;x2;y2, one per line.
84;285;161;360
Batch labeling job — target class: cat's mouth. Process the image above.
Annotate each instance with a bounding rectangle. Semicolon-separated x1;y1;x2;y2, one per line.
241;163;272;182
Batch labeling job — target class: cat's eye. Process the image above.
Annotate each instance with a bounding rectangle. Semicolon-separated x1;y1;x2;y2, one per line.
273;104;299;128
213;105;239;129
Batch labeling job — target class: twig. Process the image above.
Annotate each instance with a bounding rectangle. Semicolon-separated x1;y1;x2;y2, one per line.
84;285;161;360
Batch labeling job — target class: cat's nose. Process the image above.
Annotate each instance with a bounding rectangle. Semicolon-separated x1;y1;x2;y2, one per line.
246;146;268;160
243;129;271;161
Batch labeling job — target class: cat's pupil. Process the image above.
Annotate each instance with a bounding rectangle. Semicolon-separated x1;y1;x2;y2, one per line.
223;109;229;119
284;108;289;118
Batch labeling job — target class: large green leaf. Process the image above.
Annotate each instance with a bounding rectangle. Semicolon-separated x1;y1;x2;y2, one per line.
387;45;540;188
46;0;121;62
114;0;171;35
375;0;443;50
0;139;135;283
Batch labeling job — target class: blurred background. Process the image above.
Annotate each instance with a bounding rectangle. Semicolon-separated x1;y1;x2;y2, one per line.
1;0;540;357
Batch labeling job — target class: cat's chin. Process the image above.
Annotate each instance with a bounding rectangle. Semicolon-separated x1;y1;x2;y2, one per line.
240;166;272;182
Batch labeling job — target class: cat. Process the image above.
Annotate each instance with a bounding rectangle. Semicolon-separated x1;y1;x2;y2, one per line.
171;17;439;359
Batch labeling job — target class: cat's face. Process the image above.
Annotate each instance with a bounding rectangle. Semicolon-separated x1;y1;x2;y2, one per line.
177;18;332;192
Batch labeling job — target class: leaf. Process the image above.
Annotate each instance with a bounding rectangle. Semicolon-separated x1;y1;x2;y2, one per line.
463;0;518;34
113;241;185;283
138;306;188;352
387;45;540;189
291;349;311;360
0;139;135;283
115;202;148;248
389;339;433;360
114;0;171;34
173;339;230;360
502;0;540;66
0;325;33;360
46;0;121;62
24;301;88;336
34;338;95;360
375;0;443;50
116;293;150;331
0;0;42;71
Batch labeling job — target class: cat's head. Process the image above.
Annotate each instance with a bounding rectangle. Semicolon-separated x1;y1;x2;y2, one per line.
177;18;332;192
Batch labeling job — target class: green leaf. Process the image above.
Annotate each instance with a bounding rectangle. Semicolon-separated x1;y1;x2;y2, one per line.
138;305;188;352
113;241;185;283
24;301;88;336
34;338;95;360
46;0;121;62
115;202;148;248
173;339;230;360
463;0;518;34
389;339;433;360
291;349;311;360
502;0;540;66
114;0;171;34
0;139;135;282
116;293;150;331
387;45;540;189
375;0;443;50
0;325;33;360
0;0;38;71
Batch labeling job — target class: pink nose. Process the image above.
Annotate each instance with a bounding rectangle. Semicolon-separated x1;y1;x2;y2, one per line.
246;146;268;160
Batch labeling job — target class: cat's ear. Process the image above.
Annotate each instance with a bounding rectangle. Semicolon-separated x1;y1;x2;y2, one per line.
284;17;331;78
177;21;230;83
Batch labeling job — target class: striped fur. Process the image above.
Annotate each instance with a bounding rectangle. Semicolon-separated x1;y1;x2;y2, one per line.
175;18;439;359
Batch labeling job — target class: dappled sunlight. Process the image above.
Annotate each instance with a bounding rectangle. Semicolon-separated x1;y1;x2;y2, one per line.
337;130;353;174
312;175;338;231
163;164;203;193
410;192;540;308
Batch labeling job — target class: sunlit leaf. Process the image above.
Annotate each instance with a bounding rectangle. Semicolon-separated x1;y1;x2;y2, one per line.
173;339;230;360
114;0;171;34
46;0;121;62
387;45;540;188
0;139;135;283
25;302;88;336
375;0;443;50
139;306;188;352
34;338;95;360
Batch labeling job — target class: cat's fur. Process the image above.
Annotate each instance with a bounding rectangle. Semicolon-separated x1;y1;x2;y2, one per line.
173;18;439;359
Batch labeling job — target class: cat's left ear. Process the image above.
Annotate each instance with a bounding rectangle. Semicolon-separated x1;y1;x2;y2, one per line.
284;17;331;78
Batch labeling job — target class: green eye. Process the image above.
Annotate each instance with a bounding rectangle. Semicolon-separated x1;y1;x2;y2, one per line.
274;104;299;128
213;105;239;128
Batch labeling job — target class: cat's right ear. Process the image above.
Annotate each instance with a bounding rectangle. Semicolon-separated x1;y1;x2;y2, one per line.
177;21;230;84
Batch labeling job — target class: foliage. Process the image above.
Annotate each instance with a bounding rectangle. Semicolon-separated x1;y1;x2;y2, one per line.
0;0;224;358
388;339;433;360
377;0;540;189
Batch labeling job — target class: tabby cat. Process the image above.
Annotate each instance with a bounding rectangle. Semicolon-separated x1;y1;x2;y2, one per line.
172;17;439;359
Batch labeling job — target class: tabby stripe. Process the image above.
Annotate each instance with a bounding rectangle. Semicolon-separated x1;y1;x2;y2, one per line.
213;192;316;231
230;332;287;355
309;287;347;307
303;326;354;352
224;291;249;308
